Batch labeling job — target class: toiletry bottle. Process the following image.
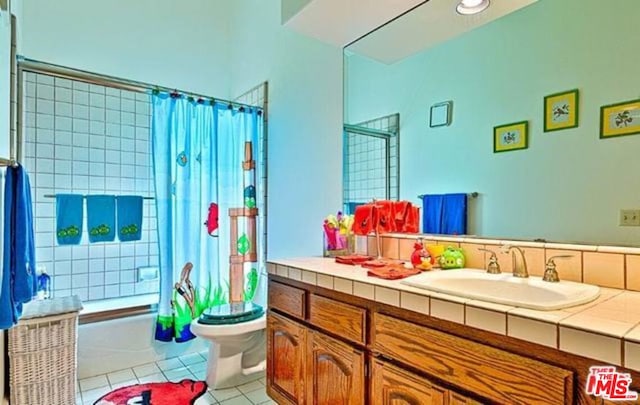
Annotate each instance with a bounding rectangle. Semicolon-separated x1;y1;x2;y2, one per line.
37;266;51;300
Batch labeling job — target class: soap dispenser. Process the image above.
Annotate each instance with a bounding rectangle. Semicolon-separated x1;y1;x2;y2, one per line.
36;265;51;300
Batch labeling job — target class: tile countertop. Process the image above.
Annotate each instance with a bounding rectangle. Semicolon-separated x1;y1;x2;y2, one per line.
267;257;640;372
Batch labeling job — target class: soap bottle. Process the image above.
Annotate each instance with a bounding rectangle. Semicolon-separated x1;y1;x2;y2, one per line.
36;266;51;300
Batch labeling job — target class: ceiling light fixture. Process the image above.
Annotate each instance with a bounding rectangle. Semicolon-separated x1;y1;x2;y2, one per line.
456;0;490;15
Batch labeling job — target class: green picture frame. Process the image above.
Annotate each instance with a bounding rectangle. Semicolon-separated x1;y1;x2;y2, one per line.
544;89;579;132
494;121;529;153
600;99;640;139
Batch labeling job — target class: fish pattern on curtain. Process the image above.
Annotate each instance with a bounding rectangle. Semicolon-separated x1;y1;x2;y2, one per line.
151;94;263;342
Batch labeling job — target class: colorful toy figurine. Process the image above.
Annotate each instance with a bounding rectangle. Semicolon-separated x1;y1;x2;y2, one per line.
439;247;466;269
410;239;432;270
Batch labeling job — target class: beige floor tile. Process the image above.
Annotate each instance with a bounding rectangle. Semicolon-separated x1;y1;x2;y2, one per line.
180;352;206;365
106;368;136;385
210;387;243;402
237;380;264;394
133;362;162;378
194;392;218;405
138;372;168;384
245;387;270;404
81;385;113;404
156;357;184;371
220;395;253;405
80;374;109;392
109;378;139;390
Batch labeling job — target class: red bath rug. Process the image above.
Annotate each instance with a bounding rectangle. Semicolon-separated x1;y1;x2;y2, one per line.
94;379;207;405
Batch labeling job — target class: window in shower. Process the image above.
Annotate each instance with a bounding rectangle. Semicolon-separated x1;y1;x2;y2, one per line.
21;70;158;302
343;113;399;214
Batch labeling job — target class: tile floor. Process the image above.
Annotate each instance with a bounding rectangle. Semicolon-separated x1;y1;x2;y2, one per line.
76;351;274;405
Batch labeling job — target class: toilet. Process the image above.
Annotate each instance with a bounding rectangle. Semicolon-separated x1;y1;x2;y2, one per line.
190;303;267;389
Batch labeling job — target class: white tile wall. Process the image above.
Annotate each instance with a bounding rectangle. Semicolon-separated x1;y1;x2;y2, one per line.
23;72;159;301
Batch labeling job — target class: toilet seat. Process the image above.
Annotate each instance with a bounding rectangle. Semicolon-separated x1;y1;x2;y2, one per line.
191;314;266;337
198;302;264;325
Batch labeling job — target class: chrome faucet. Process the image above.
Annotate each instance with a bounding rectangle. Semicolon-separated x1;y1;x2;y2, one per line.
502;245;528;278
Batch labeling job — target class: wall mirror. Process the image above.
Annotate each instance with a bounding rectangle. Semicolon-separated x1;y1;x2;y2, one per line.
343;0;640;246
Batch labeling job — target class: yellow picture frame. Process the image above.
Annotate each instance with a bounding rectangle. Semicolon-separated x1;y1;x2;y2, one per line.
544;89;579;132
600;99;640;139
494;121;528;153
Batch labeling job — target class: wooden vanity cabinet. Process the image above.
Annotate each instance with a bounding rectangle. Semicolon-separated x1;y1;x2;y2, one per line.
371;358;448;405
266;311;307;404
306;330;365;404
267;277;578;405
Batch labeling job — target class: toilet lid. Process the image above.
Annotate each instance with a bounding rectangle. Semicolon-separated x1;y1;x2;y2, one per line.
198;302;264;325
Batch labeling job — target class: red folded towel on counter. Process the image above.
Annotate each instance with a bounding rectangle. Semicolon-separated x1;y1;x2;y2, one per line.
361;259;405;269
367;264;421;280
335;255;373;265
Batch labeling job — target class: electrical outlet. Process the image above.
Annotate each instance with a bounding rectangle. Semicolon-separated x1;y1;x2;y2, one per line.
619;209;640;226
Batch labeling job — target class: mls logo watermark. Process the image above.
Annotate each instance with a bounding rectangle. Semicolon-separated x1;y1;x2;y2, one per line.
586;366;638;401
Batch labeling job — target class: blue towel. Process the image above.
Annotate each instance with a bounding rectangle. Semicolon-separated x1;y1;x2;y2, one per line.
55;194;84;245
86;195;116;242
442;193;467;235
1;166;37;329
117;195;143;241
421;194;444;234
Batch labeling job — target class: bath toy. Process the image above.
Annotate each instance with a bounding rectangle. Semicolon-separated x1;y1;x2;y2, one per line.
410;240;432;270
439;247;466;269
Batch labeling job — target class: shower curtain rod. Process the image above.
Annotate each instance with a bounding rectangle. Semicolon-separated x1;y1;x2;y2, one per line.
43;194;154;200
18;57;264;112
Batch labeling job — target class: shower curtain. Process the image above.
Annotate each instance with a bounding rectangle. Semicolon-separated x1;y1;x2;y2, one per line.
152;93;264;342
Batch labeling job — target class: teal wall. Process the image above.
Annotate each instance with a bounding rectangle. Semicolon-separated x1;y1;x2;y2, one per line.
229;0;344;258
346;0;640;245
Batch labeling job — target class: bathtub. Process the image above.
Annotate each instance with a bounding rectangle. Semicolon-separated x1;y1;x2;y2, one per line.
77;294;208;379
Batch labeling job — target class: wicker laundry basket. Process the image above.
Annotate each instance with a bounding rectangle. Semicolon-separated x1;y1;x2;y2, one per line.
8;295;83;405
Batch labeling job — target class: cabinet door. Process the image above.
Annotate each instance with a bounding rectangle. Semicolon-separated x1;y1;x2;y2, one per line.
267;312;307;404
307;330;365;405
371;358;447;405
449;391;483;405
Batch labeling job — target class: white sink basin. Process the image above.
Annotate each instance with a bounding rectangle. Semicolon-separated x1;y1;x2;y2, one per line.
401;269;600;311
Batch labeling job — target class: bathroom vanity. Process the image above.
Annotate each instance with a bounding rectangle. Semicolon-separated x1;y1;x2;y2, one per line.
265;258;640;405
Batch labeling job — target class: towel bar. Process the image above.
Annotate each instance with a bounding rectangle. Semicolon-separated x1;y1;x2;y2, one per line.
417;192;478;199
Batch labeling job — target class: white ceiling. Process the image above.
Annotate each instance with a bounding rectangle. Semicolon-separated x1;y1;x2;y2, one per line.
284;0;539;64
283;0;427;48
347;0;538;64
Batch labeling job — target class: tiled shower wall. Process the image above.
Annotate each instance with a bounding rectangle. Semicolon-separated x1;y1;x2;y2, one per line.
343;113;399;208
22;71;159;301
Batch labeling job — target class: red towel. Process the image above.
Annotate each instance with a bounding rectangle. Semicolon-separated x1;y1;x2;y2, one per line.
367;264;421;280
403;206;420;233
361;259;404;268
335;255;373;265
393;200;410;231
375;200;395;233
353;204;378;235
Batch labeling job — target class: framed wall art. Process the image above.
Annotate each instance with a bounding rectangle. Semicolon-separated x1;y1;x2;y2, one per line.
494;121;528;153
544;89;579;132
600;99;640;139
